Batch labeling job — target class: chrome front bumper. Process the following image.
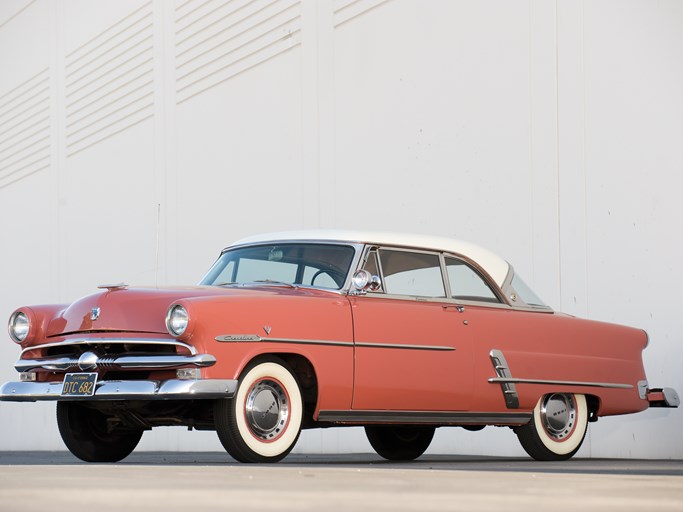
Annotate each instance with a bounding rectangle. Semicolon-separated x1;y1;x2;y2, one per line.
0;378;238;402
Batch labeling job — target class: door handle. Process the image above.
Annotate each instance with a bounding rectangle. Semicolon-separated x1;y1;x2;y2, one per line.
442;305;465;313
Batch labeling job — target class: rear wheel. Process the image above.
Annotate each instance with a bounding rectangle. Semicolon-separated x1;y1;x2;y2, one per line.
516;393;588;461
214;357;303;463
56;402;143;462
365;426;435;461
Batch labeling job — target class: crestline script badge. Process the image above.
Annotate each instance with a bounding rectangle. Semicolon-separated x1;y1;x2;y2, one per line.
215;334;262;342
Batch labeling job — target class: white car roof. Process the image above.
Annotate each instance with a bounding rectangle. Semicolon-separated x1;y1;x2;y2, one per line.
230;230;511;287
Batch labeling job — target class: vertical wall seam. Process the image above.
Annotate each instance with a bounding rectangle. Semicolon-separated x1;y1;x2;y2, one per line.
528;0;535;283
581;0;589;319
554;0;562;311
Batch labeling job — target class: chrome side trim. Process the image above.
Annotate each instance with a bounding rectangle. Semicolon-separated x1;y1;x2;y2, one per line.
15;353;216;373
215;335;351;347
317;410;531;426
20;338;197;356
489;350;519;409
265;337;353;348
0;379;238;402
355;342;455;352
214;335;454;351
488;377;633;389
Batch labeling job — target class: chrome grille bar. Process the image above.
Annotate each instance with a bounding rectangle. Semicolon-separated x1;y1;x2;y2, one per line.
15;353;216;373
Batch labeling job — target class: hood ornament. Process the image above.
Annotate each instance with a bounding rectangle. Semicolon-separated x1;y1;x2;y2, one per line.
263;325;272;335
90;307;101;321
97;283;128;291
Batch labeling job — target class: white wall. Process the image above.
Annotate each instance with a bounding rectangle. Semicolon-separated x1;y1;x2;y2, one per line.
0;0;681;458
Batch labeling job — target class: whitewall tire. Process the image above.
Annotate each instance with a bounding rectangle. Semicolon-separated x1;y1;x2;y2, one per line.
215;357;303;463
516;393;588;461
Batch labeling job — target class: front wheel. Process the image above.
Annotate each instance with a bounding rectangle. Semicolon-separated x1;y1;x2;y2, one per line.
365;426;435;461
515;393;588;461
214;357;303;463
56;402;143;462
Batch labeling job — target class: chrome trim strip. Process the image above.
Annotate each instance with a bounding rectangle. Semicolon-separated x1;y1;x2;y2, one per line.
15;353;216;373
0;379;238;402
488;377;633;389
214;335;454;351
317;410;531;426
20;338;197;356
214;335;353;347
267;337;353;348
489;350;519;409
355;342;455;352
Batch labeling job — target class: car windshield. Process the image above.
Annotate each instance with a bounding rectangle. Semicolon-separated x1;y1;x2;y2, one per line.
200;243;356;290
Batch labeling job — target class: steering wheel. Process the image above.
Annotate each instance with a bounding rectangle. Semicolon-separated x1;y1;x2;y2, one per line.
310;269;346;287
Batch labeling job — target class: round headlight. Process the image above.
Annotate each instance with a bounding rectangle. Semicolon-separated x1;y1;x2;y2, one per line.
9;311;30;343
166;305;188;337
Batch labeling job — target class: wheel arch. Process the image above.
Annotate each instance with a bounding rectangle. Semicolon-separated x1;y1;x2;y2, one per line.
239;352;319;427
585;393;601;422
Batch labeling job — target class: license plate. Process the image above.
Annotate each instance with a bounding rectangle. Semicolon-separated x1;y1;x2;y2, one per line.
61;373;98;397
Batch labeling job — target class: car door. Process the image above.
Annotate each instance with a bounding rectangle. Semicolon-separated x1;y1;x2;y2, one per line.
350;248;473;411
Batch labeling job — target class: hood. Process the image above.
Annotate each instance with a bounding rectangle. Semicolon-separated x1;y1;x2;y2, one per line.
46;286;233;337
45;285;329;337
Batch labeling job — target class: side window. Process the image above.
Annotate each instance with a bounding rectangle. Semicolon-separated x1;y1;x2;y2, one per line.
378;250;445;298
445;257;499;303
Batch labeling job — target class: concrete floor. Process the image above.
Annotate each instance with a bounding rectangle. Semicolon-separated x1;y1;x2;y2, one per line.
1;452;682;511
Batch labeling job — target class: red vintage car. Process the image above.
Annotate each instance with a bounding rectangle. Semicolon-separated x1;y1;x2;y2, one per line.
1;230;678;463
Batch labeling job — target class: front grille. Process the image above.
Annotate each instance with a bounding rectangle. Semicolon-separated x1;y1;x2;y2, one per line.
45;342;179;358
16;338;213;374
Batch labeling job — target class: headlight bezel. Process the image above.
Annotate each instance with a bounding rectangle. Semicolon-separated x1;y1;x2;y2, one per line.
8;311;31;344
165;304;189;337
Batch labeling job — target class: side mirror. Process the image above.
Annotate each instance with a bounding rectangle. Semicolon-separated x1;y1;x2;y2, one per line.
351;270;382;293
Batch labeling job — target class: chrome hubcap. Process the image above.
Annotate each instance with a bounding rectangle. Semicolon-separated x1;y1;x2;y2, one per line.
540;393;576;440
245;379;289;441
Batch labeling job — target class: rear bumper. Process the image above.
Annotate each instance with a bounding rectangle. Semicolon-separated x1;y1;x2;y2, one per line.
647;387;680;408
0;378;238;402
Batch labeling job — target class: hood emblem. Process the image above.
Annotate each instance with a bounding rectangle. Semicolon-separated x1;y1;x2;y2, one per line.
263;325;272;335
91;307;101;321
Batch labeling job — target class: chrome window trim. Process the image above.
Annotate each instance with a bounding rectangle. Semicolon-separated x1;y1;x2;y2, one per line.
442;254;505;305
354;243;512;308
376;246;447;298
20;338;198;357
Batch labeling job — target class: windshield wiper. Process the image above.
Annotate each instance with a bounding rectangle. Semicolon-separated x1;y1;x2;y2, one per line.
252;279;298;289
214;281;237;287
